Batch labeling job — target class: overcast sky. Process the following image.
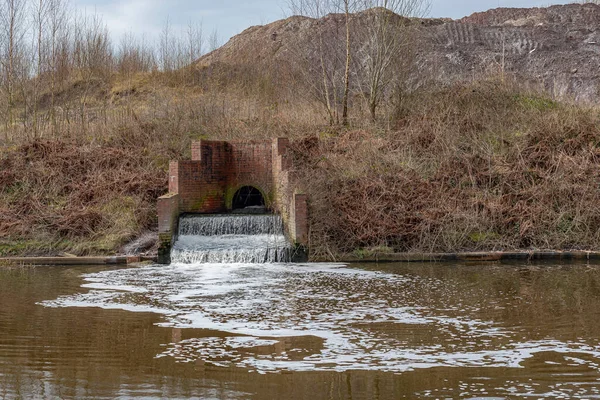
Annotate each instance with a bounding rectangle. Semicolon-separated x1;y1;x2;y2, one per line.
71;0;572;46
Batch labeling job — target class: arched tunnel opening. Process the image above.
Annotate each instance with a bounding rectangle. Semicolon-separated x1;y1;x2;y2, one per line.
232;186;266;211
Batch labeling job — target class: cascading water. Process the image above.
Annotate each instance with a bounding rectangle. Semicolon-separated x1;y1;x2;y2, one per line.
170;214;292;264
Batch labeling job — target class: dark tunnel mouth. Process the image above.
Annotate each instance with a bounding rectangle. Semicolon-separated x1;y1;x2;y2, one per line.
232;186;265;210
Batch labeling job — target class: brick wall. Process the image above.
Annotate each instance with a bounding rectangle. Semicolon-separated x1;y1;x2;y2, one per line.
293;193;308;245
171;139;277;212
272;138;291;208
170;141;232;214
158;193;179;234
227;140;274;207
191;141;203;161
157;193;180;264
168;161;179;193
160;137;309;262
271;138;308;246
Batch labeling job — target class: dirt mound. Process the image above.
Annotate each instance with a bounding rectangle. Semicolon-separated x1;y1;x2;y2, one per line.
461;3;600;26
197;3;600;103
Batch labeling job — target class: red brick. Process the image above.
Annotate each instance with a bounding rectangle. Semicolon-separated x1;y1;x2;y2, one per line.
163;137;308;245
293;193;309;245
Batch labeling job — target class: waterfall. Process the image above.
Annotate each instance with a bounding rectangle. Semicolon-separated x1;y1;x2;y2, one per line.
171;215;292;264
178;215;285;236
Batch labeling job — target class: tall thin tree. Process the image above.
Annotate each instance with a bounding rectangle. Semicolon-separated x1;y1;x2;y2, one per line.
287;0;347;125
354;0;430;121
341;0;351;125
0;0;27;136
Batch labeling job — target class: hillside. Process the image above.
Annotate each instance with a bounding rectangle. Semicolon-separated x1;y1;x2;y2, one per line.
2;4;600;258
199;3;600;102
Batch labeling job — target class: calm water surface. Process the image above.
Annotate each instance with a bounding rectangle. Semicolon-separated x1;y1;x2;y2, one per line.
1;261;600;399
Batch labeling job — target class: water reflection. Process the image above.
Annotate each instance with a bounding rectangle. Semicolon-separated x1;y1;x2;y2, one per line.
0;262;599;398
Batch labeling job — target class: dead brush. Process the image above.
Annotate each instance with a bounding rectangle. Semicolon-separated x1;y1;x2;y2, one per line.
2;67;600;259
0;137;167;255
292;81;600;259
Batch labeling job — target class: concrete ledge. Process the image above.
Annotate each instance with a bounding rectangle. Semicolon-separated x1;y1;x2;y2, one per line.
0;256;157;266
3;251;598;266
327;251;600;263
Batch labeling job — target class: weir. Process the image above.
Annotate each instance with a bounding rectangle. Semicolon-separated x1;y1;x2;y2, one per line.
171;214;292;264
157;138;309;264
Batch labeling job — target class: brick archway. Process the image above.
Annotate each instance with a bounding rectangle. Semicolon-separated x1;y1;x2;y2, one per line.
158;138;309;263
232;186;266;210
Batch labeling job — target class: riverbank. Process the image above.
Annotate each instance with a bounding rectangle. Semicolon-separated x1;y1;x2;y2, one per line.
3;250;600;266
2;80;600;258
0;256;157;266
292;82;600;259
328;250;600;263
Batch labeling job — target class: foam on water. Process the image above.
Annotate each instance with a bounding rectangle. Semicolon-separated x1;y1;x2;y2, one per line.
42;263;600;374
171;214;292;264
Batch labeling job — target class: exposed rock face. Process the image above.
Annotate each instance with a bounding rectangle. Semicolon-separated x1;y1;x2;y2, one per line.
444;4;600;101
197;4;600;103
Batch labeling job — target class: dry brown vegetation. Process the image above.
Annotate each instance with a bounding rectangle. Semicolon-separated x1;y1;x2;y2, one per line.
0;66;322;256
2;2;600;258
292;80;600;259
0;138;165;255
3;67;600;258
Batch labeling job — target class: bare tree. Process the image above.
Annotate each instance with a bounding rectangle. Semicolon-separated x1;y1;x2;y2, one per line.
71;10;112;133
354;0;430;121
47;0;70;135
159;16;174;71
342;0;351;125
287;0;348;124
0;0;219;141
31;0;52;137
0;0;27;136
117;31;156;75
186;20;204;64
207;27;221;53
158;16;193;73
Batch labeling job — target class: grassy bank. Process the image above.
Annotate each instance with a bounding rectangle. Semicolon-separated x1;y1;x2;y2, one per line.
1;71;600;258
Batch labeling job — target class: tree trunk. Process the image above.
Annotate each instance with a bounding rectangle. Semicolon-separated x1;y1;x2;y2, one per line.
342;0;351;126
318;31;335;125
370;100;376;122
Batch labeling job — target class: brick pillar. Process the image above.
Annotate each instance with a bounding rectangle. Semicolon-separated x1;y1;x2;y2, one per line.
293;193;308;245
169;161;179;194
191;141;203;161
157;193;180;264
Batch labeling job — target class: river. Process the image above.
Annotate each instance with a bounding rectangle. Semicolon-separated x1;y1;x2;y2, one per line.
1;261;600;399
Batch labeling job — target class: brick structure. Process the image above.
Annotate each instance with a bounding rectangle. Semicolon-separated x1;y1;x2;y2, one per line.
157;138;309;263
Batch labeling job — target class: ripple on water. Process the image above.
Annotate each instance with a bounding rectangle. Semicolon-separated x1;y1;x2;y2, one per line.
41;263;600;378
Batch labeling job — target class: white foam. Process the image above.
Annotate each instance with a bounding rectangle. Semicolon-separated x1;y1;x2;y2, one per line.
41;263;600;374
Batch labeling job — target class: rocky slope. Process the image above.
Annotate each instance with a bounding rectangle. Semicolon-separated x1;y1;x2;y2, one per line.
197;3;600;102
